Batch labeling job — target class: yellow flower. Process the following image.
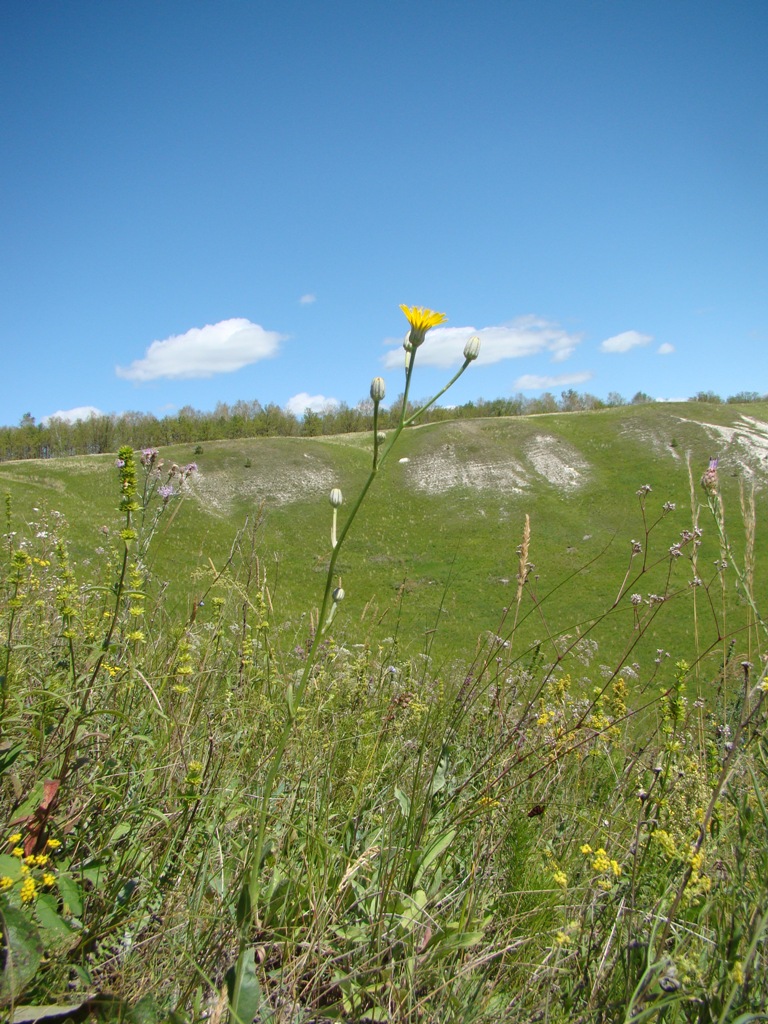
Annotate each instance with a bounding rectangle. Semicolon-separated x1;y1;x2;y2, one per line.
7;833;22;845
0;877;13;892
20;877;38;903
400;305;447;348
42;872;56;888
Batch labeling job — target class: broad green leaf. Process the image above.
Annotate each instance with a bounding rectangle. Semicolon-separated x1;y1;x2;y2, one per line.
34;894;78;950
394;786;410;818
0;855;23;882
0;896;43;1006
226;947;263;1024
10;1000;94;1024
412;828;456;888
55;874;83;918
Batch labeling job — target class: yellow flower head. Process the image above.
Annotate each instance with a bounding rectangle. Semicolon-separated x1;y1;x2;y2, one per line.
400;305;447;349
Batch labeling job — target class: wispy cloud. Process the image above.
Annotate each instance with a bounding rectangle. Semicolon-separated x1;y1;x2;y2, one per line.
383;315;582;369
116;318;286;382
512;371;594;392
285;392;339;416
600;330;652;354
299;293;316;305
657;342;675;355
42;405;103;425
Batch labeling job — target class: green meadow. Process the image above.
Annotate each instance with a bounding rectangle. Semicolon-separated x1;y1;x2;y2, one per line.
1;394;768;1022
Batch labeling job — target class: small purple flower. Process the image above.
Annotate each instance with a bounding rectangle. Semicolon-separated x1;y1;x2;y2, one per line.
140;447;160;467
701;457;719;494
115;458;125;468
158;484;175;502
182;462;198;476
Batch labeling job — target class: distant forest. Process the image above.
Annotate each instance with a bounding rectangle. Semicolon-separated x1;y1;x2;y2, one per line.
2;388;765;462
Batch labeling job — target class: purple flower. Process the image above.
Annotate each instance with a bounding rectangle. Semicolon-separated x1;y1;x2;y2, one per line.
140;447;160;467
158;484;175;502
183;462;198;476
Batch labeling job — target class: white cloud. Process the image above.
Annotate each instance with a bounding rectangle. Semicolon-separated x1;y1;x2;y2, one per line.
383;315;582;369
600;330;653;354
285;392;340;416
42;405;103;425
657;342;675;355
512;371;594;392
299;293;316;305
116;318;285;382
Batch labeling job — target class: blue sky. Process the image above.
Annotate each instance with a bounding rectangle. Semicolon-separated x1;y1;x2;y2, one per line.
2;0;766;427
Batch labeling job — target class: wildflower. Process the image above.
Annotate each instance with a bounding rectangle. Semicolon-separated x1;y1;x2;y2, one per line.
158;484;175;502
400;305;448;349
7;833;22;845
329;488;343;508
126;630;146;643
630;593;642;606
552;868;568;888
42;872;56;888
370;377;386;402
580;844;593;855
46;838;61;850
555;931;570;945
701;456;719;494
11;846;24;858
332;587;345;602
631;540;642;554
20;877;38;903
463;336;481;361
140;447;159;467
0;877;13;892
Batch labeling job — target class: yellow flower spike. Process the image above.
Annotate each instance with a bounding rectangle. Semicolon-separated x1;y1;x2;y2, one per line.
399;305;448;349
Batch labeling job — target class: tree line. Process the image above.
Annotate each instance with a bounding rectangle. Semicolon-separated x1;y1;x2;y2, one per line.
2;389;765;462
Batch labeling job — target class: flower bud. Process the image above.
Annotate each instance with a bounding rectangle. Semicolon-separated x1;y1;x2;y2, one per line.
370;377;386;402
463;336;481;361
332;586;345;602
329;488;343;508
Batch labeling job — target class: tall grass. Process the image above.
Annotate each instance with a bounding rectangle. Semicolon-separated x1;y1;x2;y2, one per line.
1;313;767;1023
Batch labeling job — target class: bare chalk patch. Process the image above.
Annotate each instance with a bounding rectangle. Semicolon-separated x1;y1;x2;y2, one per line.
404;443;529;495
524;435;588;490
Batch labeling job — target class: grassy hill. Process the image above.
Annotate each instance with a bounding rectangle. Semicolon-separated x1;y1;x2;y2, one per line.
2;400;766;671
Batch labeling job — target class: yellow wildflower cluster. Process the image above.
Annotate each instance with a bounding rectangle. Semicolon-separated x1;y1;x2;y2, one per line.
581;843;621;891
2;835;61;905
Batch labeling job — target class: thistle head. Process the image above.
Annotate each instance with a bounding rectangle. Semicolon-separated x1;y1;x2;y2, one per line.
701;457;719;494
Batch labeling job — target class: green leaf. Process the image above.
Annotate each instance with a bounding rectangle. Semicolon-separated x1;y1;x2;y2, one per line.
412;828;456;889
0;895;44;1006
0;855;23;882
10;999;94;1023
55;874;83;918
34;894;77;950
394;786;411;818
0;742;24;777
226;947;263;1024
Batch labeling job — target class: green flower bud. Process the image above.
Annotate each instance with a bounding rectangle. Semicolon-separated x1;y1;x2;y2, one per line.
332;586;345;602
463;335;481;361
370;376;386;402
329;488;343;508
